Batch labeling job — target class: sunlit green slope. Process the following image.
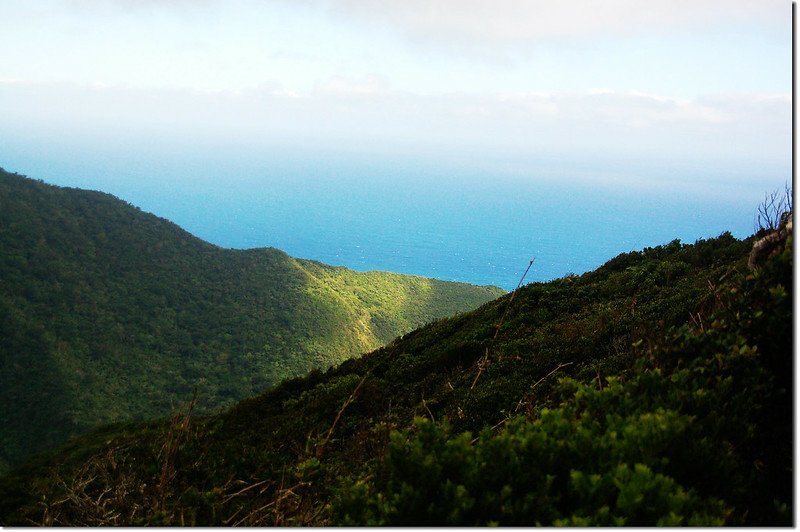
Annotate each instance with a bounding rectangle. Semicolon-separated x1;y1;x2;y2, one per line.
0;169;503;471
0;222;790;525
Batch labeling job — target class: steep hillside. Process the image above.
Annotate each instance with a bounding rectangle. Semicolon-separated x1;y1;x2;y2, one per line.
0;226;790;525
0;169;503;471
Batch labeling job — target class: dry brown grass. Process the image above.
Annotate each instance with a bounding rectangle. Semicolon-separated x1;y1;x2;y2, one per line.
37;390;199;526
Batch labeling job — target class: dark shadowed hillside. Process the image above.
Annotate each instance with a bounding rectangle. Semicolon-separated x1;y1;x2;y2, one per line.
0;169;503;471
0;218;790;526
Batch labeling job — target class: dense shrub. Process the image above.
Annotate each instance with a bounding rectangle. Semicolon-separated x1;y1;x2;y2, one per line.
332;237;792;526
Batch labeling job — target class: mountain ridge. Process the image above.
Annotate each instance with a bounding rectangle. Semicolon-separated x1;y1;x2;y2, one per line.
1;216;790;525
0;168;504;471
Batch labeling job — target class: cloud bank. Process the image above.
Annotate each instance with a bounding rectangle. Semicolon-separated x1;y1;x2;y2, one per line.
0;0;789;193
323;0;787;52
0;80;788;179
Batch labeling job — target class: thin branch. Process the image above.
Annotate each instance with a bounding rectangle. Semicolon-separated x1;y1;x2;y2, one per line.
421;395;436;422
494;258;535;340
514;362;574;414
470;361;574;445
222;479;271;505
315;374;368;459
470;259;535;391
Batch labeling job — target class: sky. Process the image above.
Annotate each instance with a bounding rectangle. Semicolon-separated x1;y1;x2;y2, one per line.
0;0;791;181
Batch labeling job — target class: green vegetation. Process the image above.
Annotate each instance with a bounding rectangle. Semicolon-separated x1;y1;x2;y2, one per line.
0;217;791;525
0;169;503;471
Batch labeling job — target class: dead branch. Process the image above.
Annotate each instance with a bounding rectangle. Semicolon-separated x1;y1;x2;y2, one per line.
316;374;368;459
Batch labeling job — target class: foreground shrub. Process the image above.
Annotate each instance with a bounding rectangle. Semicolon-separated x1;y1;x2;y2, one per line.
333;241;792;526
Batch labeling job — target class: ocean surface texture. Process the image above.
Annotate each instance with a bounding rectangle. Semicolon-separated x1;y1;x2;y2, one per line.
3;148;769;290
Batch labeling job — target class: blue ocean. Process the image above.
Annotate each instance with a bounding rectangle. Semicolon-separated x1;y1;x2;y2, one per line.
2;143;778;290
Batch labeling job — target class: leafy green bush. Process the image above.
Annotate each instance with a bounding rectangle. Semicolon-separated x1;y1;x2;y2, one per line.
332;411;728;526
332;238;792;526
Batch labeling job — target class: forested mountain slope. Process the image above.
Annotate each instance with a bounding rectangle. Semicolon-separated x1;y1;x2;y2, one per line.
0;222;790;526
0;169;503;471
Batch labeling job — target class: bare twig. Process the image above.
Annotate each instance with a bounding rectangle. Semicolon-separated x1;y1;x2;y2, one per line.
529;361;573;393
39;445;143;526
689;311;704;332
754;183;792;233
471;416;512;445
421;395;436;422
514;362;574;414
157;387;198;511
494;258;535;340
222;479;271;505
470;348;491;390
316;374;368;459
470;259;536;391
469;361;575;445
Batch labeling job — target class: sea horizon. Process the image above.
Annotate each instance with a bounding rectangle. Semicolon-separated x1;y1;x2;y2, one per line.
1;149;779;291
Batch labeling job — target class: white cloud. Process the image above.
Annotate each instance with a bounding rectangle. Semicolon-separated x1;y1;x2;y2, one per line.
0;80;788;174
323;0;787;51
1;0;789;98
314;75;390;96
